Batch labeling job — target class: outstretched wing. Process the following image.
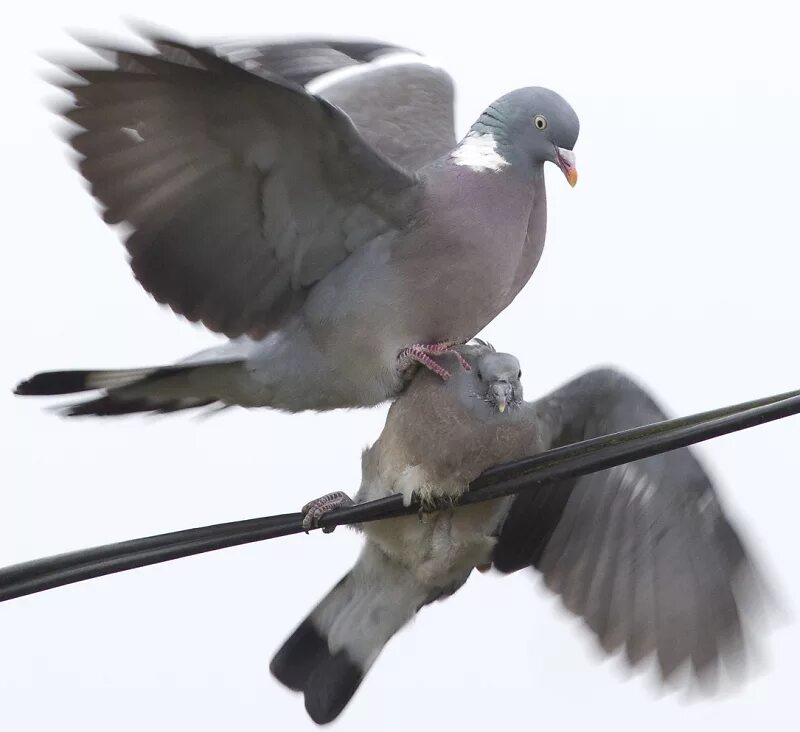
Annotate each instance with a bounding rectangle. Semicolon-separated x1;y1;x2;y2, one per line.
493;368;765;684
214;39;457;171
60;34;420;338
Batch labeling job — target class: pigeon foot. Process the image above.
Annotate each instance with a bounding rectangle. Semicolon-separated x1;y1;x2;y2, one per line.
301;491;354;533
398;341;471;381
411;492;462;525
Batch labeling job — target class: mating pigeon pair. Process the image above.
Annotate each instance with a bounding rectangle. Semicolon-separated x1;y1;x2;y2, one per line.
15;34;578;414
273;341;763;724
10;31;764;728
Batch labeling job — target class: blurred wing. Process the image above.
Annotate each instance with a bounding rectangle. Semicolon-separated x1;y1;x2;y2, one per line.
493;369;763;683
61;35;419;338
214;39;457;171
214;39;411;85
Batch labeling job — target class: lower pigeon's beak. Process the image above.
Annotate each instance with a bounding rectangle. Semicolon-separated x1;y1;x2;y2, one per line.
491;382;513;413
556;147;578;187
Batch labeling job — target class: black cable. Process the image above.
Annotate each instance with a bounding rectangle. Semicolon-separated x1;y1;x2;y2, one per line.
2;386;799;603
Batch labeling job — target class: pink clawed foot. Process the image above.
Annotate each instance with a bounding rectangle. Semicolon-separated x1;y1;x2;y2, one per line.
398;341;471;381
423;341;472;372
402;346;451;379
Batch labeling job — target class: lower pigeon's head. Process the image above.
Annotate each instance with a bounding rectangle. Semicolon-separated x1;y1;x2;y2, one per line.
454;87;579;185
475;351;524;413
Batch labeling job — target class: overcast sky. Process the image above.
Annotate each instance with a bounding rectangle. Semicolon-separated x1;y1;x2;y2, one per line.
2;1;799;730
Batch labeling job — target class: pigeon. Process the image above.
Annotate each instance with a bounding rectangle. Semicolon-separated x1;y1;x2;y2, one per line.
14;35;579;416
272;342;766;724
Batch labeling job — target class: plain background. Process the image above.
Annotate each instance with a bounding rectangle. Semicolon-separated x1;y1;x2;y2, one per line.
2;1;799;729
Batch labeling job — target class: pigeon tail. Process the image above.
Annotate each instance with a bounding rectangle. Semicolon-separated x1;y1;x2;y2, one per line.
14;360;245;417
270;544;429;724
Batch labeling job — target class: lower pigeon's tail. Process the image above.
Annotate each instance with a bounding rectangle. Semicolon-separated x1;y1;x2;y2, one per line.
13;359;245;416
270;544;434;725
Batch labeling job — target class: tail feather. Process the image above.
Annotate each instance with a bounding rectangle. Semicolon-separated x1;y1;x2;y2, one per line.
15;361;243;417
271;616;337;692
304;652;365;725
270;610;365;725
271;574;367;724
14;367;163;396
62;395;216;417
270;547;431;724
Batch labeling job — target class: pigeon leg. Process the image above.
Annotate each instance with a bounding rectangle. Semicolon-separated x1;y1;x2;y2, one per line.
397;341;471;381
301;491;355;533
423;341;472;372
401;347;451;380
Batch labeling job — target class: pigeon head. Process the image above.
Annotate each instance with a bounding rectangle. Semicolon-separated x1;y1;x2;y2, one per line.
475;352;523;413
455;87;579;185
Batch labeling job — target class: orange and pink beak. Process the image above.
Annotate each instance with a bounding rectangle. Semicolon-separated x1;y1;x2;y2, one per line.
556;147;578;187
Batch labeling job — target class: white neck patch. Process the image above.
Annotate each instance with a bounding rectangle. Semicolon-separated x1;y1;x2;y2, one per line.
450;131;509;173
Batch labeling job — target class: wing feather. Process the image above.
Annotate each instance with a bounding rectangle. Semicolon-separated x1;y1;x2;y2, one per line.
59;34;420;338
494;368;767;684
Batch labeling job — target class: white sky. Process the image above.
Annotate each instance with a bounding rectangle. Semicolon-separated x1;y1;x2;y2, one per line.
2;1;799;729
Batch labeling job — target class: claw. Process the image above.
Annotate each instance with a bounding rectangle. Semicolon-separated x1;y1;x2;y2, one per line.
415;493;457;518
424;341;472;372
398;340;471;381
301;491;354;533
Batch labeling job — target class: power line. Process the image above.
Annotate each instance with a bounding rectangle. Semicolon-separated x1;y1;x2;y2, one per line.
2;386;800;603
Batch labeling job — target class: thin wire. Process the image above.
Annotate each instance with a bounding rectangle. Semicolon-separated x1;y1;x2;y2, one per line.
2;386;800;603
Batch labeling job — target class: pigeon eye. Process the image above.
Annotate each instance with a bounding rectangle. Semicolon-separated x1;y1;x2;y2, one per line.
533;115;548;130
518;369;522;378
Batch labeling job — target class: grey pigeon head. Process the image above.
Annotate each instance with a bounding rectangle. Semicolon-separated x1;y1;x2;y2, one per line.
458;87;579;184
474;351;523;413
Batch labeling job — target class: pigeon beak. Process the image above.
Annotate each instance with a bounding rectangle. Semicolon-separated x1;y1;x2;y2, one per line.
491;382;512;413
556;147;578;187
